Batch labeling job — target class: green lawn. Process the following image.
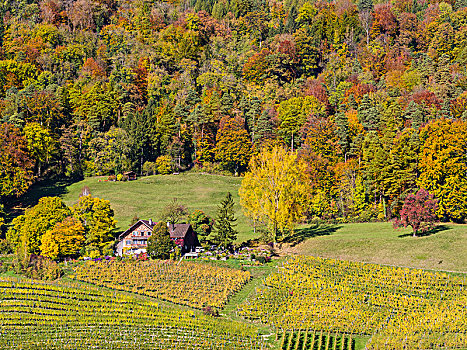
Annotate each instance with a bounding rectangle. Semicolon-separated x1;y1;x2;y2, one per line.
61;173;255;242
286;222;467;273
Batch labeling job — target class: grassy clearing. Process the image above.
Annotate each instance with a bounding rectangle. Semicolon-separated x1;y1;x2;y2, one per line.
59;173;255;242
285;222;467;272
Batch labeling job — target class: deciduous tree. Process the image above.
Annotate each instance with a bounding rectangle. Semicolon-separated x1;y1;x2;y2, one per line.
0;123;34;198
188;210;214;243
7;197;71;254
418;118;467;222
215;118;252;174
239;146;311;243
40;217;86;260
72;195;117;257
394;189;439;237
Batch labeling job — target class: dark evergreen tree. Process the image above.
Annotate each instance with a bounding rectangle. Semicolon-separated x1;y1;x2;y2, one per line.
405;101;425;130
122;109;152;174
285;6;298;33
358;94;379;131
211;192;238;250
335;110;350;158
220;92;234;116
252;109;274;144
357;0;373;12
245;96;261;140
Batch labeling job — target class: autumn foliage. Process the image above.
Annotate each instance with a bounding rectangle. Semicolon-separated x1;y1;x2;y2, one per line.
394;189;439;237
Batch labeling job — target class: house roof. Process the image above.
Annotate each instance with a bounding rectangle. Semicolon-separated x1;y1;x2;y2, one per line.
119;220;192;240
168;223;192;238
118;220;155;240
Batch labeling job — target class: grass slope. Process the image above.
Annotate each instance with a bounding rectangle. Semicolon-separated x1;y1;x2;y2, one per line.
287;222;467;272
61;173;255;242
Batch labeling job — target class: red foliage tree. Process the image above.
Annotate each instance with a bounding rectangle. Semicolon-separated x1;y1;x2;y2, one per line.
394;189;439;237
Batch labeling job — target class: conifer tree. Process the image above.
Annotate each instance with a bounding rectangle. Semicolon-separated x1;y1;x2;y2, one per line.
147;222;174;259
211;192;238;250
358;94;379;131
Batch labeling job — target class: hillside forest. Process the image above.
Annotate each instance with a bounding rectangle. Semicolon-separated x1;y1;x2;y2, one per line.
1;0;467;228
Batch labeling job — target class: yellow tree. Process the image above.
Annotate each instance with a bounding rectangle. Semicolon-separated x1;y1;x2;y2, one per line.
239;145;311;243
40;217;86;260
418;118;467;222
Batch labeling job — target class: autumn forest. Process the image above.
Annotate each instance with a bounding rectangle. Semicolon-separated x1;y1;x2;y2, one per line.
1;0;467;228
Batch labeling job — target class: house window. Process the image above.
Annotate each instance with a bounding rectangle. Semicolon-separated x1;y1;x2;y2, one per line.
126;240;132;245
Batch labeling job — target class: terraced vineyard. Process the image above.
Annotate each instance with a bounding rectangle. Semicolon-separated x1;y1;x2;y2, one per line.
0;278;269;350
238;256;467;350
72;259;251;309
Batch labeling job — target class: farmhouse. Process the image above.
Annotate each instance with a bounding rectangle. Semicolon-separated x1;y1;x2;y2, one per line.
116;219;199;256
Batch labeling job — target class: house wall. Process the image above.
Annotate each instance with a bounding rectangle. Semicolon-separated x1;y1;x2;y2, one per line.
182;228;200;253
117;222;152;256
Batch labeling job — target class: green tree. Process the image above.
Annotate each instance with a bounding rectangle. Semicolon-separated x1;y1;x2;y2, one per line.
88;127;132;175
72;195;117;257
277;96;325;150
7;197;71;254
358;94;379;131
211;193;238;250
147;222;174;259
188;210;214;244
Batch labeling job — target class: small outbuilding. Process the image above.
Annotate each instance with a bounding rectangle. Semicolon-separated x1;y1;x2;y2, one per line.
124;171;137;181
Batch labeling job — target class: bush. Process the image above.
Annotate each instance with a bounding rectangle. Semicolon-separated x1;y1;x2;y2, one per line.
192;162;232;176
202;306;219;317
142;161;157;176
116;174;123;181
14;252;62;280
156;155;173;175
0;239;13;254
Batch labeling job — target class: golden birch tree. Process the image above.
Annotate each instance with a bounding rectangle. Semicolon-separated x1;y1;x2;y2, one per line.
239;145;311;243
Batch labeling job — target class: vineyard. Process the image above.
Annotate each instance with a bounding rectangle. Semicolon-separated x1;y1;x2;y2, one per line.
0;277;269;350
71;259;251;309
277;330;355;350
238;256;467;350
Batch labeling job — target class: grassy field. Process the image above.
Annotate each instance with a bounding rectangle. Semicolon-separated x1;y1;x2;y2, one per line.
9;173;467;271
285;222;467;272
60;173;255;242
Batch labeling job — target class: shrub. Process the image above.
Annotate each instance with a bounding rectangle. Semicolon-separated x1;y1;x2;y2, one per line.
14;252;62;280
116;174;123;181
202;306;219;317
142;161;157;175
156;155;173;175
0;239;13;254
